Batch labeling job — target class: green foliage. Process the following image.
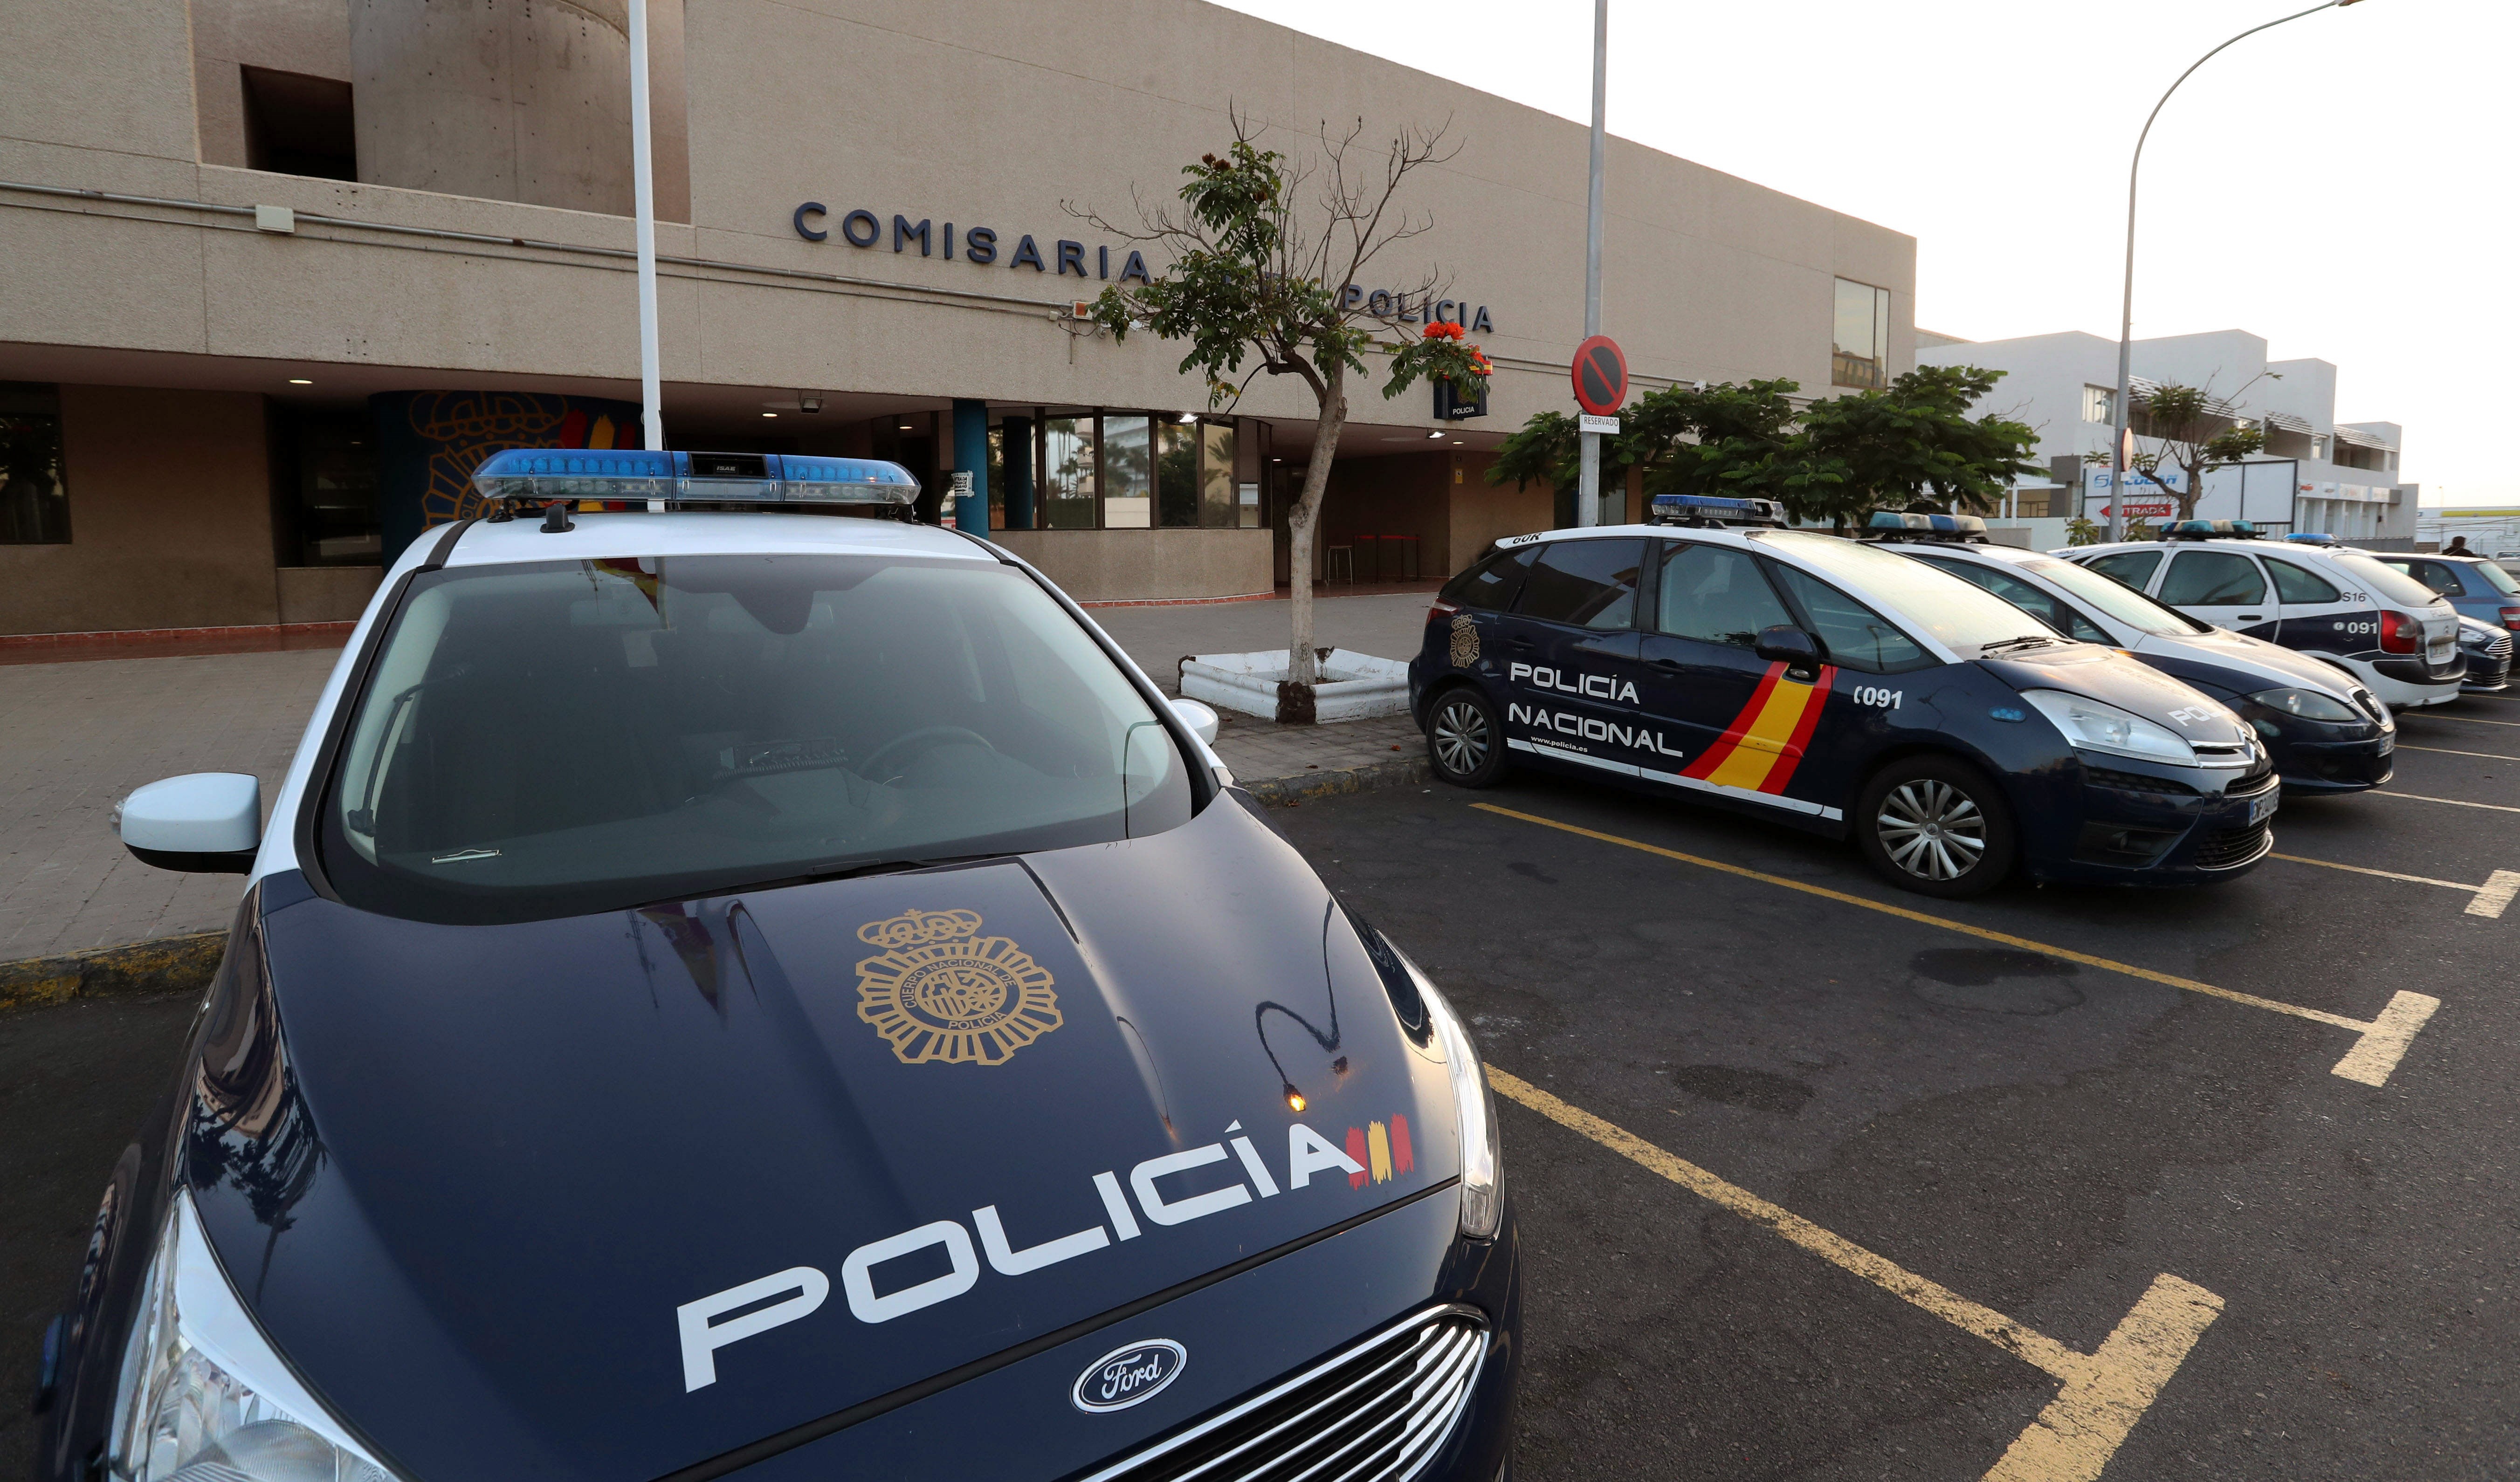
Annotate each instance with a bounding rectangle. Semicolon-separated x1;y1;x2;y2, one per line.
1789;366;2043;528
2064;515;2101;547
2095;381;2272;523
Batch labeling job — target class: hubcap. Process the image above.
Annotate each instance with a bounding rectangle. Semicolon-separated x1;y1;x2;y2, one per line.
1876;778;1987;881
1432;699;1490;776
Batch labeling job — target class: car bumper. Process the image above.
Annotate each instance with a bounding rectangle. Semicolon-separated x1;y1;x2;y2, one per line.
2460;652;2512;693
2024;762;2280;885
2268;732;2395;794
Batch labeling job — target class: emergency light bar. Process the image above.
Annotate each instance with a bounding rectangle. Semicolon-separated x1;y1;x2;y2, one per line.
2166;519;2256;540
468;448;921;508
2285;532;2340;545
1649;493;1785;528
1863;510;1987;540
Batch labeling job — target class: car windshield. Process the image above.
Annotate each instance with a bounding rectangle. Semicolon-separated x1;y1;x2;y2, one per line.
1754;532;2063;655
2328;551;2445;609
2011;556;2211;637
320;554;1195;923
2468;559;2520;597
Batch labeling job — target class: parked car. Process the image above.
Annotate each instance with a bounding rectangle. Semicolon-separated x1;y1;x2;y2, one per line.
2454;614;2514;693
1880;525;2395;793
38;450;1519;1482
2372;552;2520;633
1413;498;2280;900
2062;523;2464;709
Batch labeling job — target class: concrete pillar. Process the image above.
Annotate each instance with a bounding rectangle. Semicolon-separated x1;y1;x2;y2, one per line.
952;400;989;534
350;0;635;215
1000;416;1035;530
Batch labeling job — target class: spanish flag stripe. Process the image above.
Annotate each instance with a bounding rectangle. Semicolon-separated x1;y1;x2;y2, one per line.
1680;663;1786;780
1703;679;1816;790
1760;665;1839;795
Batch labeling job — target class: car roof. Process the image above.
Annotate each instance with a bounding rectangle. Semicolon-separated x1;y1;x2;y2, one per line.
1881;540;2045;566
438;511;996;569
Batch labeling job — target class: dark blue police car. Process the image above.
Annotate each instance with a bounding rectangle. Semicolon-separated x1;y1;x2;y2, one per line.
38;451;1518;1482
1410;497;2280;897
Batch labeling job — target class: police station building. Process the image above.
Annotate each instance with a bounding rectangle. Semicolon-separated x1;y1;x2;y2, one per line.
0;0;1915;637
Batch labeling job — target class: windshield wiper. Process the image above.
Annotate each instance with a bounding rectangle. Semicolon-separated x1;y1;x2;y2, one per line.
637;853;1017;911
1979;634;2065;654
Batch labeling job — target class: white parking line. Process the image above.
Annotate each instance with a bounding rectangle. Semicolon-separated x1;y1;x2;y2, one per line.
2375;791;2520;816
2405;712;2520;729
1490;1070;2222;1482
2268;853;2520;919
2396;743;2520;762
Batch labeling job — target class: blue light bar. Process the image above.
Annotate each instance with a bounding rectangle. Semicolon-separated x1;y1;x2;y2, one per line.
2286;532;2338;544
1867;511;1932;531
2169;519;2256;538
1652;493;1784;526
468;448;920;507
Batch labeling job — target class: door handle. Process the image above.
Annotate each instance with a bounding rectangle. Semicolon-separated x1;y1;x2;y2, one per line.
2238;614;2263;621
1648;658;1684;672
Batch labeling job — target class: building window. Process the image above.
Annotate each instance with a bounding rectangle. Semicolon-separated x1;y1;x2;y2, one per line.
1200;421;1239;528
273;408;380;565
1102;414;1153;528
1831;278;1890;389
2311;433;2330;461
2081;384;2116;425
0;382;70;545
241;66;357;182
1041;415;1097;529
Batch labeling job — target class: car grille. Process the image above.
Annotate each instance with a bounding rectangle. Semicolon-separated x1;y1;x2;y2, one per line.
2478;630;2515;660
2193;819;2272;871
1077;1307;1489;1482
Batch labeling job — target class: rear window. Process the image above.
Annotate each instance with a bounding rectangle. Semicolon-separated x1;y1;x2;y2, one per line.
2327;551;2445;609
1514;538;1643;630
1441;545;1537;611
2086;550;2163;590
2472;560;2520;596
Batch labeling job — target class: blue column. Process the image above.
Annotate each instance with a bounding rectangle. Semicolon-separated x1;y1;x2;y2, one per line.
952;399;990;534
999;414;1035;530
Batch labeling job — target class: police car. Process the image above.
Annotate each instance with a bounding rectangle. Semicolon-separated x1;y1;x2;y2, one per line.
1867;517;2396;793
40;451;1518;1482
1410;496;2279;898
2062;524;2464;709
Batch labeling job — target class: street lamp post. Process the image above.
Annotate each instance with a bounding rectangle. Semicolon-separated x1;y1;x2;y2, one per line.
2108;0;2363;542
1576;0;1608;527
627;0;666;452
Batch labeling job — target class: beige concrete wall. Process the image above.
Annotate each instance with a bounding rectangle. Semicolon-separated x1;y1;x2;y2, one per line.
994;529;1273;603
275;563;381;623
0;387;280;636
188;0;353;168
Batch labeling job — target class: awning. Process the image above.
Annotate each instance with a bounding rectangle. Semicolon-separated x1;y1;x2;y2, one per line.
2333;425;2397;452
2260;410;2313;434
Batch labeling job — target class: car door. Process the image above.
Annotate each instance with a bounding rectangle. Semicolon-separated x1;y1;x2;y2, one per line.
2258;553;2365;657
1631;539;1805;784
1497;537;1647;777
2155;549;2277;638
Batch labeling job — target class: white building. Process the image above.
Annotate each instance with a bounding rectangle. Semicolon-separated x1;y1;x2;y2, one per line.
1914;329;2414;550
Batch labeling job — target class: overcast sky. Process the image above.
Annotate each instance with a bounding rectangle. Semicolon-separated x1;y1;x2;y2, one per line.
1218;0;2517;507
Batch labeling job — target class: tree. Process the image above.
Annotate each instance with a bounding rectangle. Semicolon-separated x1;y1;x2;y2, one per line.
1486;379;1801;524
1080;113;1492;703
2086;379;2271;524
1791;366;2045;530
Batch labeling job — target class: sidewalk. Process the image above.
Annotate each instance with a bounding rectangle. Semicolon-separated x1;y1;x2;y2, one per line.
0;591;1434;967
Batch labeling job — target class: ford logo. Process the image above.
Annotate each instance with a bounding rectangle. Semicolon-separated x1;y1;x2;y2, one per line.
1071;1338;1187;1413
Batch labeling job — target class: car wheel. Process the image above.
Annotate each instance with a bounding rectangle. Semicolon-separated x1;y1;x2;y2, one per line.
1426;687;1507;788
1855;755;2015;899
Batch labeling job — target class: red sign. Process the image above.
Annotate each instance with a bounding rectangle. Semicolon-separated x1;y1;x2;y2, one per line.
1571;336;1627;416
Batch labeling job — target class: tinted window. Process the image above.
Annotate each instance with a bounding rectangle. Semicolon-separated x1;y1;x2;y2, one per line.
2086;551;2163;590
321;556;1195;924
1769;564;1932;673
2326;551;2444;609
1756;532;2043;656
1441;546;1537;612
2266;558;2342;604
2471;560;2520;597
2158;551;2267;606
1656;542;1792;646
1915;556;2110;644
1515;538;1643;630
2380;558;2463;597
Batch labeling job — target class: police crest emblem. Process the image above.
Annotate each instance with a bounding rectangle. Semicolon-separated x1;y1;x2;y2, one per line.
854;908;1062;1066
1448;613;1480;668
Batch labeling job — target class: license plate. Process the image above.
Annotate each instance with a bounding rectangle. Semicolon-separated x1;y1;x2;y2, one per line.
2428;639;2454;663
2248;789;2280;825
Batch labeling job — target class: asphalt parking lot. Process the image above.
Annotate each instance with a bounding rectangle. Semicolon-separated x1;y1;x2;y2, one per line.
4;698;2515;1479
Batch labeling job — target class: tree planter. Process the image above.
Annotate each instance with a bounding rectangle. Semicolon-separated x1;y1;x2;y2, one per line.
1179;648;1410;725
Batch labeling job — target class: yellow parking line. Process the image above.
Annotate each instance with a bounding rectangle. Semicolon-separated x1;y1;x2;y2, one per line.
2374;790;2520;816
1472;802;2439;1086
2395;743;2520;762
2268;853;2520;919
1487;1068;2222;1482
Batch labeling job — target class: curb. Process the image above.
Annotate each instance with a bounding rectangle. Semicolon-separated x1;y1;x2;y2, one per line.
0;931;224;1013
1240;755;1431;808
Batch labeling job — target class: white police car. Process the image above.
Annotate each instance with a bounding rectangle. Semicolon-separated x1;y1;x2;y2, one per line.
41;451;1519;1482
2063;523;2463;708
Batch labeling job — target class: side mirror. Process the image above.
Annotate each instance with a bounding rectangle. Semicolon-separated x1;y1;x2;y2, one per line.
117;773;261;874
1170;697;1221;747
1754;626;1823;670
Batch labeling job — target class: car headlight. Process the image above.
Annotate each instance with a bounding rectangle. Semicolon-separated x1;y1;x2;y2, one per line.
1393;950;1503;1240
2018;688;2198;766
110;1192;403;1482
2249;686;2362;722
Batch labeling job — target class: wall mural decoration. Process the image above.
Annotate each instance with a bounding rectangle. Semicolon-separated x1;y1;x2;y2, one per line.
370;390;643;563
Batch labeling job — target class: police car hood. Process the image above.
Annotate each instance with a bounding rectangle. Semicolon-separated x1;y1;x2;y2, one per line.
1977;643;2255;744
197;797;1458;1482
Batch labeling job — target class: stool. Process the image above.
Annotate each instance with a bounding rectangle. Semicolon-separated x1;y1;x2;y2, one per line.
1325;544;1355;584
